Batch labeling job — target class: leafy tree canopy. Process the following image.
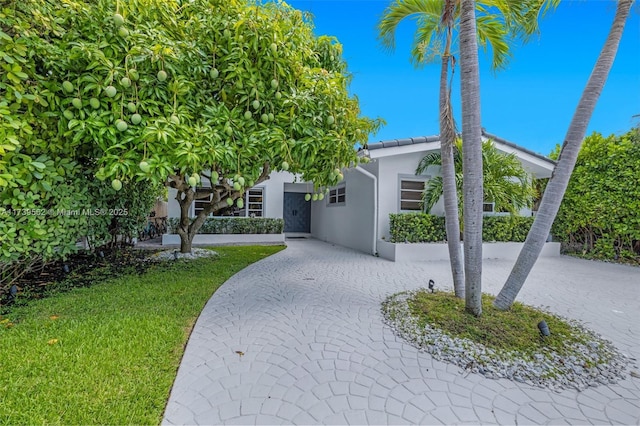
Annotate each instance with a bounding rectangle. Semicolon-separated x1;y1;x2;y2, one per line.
1;0;382;255
29;0;381;195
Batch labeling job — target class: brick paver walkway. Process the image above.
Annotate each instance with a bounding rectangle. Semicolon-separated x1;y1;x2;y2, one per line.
163;239;640;425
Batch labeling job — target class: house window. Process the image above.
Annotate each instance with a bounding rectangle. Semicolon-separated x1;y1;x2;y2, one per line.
483;202;495;213
328;185;346;205
399;179;426;211
244;188;264;217
193;187;264;217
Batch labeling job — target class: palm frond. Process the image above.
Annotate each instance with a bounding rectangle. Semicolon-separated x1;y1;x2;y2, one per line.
416;151;442;174
377;0;445;57
475;14;511;71
421;176;443;213
411;17;444;66
500;0;560;43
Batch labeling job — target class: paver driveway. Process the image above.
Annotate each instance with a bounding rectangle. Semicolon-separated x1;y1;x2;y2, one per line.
163;239;640;425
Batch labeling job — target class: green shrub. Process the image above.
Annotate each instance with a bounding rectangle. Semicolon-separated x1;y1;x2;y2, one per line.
167;217;284;235
390;213;534;243
483;216;534;242
552;129;640;263
389;213;446;243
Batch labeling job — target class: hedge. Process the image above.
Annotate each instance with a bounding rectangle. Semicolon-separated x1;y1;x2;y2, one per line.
389;214;446;243
551;129;640;263
168;217;284;235
389;213;534;243
482;216;534;242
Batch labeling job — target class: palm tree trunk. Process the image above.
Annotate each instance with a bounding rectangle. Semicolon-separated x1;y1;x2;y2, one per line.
493;0;634;311
440;0;465;298
459;0;483;316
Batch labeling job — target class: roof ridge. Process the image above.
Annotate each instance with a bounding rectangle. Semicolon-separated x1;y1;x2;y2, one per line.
366;129;555;164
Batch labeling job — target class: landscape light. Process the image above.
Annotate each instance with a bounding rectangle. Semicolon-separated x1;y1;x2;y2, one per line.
63;264;70;274
9;285;17;301
428;279;435;293
538;320;550;337
173;250;179;260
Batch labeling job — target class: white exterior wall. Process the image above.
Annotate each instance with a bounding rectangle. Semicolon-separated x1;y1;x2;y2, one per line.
310;167;376;254
262;171;296;219
372;147;539;241
375;149;440;240
167;187;181;218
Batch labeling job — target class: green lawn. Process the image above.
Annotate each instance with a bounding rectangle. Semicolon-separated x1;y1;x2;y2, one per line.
408;291;585;355
0;245;284;425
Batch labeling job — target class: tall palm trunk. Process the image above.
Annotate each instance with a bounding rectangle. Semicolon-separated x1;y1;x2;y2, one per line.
440;0;465;298
493;0;634;311
459;0;483;316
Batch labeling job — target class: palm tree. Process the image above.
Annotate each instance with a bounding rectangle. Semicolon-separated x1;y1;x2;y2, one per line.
379;0;467;298
493;0;635;310
417;139;535;215
459;0;483;316
378;0;558;299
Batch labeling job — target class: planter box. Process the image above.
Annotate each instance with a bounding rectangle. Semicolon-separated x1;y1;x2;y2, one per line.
162;233;285;246
378;240;560;262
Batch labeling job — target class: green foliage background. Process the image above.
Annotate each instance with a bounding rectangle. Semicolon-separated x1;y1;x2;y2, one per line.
0;1;165;284
552;129;640;263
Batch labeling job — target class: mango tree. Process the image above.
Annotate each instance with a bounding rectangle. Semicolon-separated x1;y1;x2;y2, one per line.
35;0;380;253
1;0;165;291
1;2;97;284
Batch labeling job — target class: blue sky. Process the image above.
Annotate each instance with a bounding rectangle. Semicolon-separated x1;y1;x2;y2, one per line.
286;0;640;156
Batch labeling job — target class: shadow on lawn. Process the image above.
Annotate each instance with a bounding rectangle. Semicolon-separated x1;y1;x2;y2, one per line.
0;248;168;315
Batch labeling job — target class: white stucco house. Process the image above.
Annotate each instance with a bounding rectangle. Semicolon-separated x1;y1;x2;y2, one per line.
166;130;557;257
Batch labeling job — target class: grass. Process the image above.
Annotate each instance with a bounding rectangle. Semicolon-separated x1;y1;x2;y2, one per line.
0;245;284;425
408;291;586;357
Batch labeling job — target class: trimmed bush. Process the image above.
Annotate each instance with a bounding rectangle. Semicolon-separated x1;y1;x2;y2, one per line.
168;217;283;235
389;213;446;243
389;213;534;243
483;216;534;242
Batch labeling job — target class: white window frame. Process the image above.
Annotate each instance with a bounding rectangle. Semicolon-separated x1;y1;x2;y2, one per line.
327;184;346;206
241;188;265;218
191;186;265;217
398;175;429;212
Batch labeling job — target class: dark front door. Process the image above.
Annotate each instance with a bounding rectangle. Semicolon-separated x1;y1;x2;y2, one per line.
283;192;311;233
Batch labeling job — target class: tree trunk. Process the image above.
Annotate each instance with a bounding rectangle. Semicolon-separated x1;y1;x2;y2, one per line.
172;164;272;254
493;0;634;310
439;0;465;298
176;188;195;253
459;0;483;316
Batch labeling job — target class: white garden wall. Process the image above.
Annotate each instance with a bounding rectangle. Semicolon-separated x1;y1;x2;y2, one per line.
377;240;561;262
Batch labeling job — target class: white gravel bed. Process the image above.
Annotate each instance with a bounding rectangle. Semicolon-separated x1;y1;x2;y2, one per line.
146;248;218;261
382;289;636;392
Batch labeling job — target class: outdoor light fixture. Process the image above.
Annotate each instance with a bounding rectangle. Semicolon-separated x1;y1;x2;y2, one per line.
9;285;17;301
538;320;550;337
99;250;105;258
63;264;70;273
428;279;435;293
173;250;178;260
